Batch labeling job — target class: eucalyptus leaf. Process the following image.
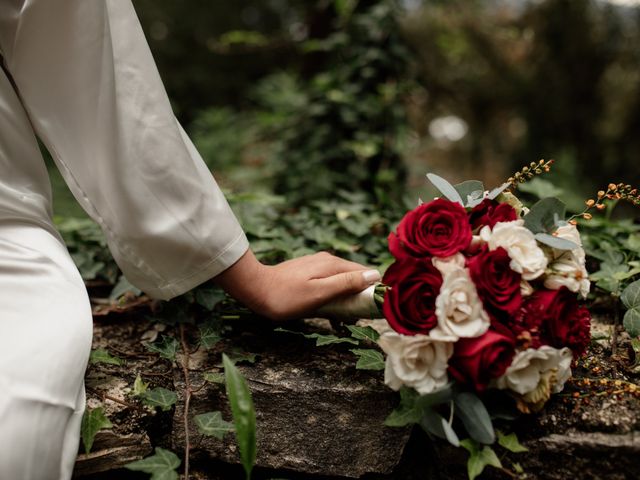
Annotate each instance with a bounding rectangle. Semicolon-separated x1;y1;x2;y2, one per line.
454;392;495;444
486;182;511;200
426;173;464;205
350;349;385;370
420;406;459;447
534;232;578;251
454;180;484;207
81;407;113;454
223;353;257;480
125;447;180;480
194;411;234;439
523;197;567;233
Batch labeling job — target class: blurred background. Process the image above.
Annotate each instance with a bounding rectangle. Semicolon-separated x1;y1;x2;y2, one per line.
52;0;640;216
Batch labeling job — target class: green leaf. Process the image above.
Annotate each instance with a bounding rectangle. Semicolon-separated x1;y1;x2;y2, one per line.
454;180;484;207
497;431;528;453
224;350;258;365
523;197;567;233
426;173;464;205
194;411;234;439
132;374;149;397
195;287;226;311
454;392;495;444
109;275;141;300
517;177;564;199
534;232;578;251
199;322;223;349
460;440;502;480
384;388;422;427
89;348;123;366
145;335;179;361
350;349;385;370
346;325;380;342
81;407;113;454
125;447;181;480
204;372;225;384
274;327;358;346
143;388;178;411
223;353;257;480
622;280;640;336
420;406;459;447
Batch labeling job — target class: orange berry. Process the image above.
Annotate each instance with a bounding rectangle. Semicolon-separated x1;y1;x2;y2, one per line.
596;204;606;210
608;183;617;191
597;190;605;198
585;199;595;207
583;213;593;220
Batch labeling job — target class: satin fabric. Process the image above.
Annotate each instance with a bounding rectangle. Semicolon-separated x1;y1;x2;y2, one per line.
0;1;248;478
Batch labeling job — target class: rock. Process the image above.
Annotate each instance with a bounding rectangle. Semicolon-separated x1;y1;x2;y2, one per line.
172;320;411;478
73;431;152;477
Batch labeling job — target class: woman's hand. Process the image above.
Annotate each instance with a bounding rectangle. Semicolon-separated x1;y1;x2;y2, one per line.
214;249;381;321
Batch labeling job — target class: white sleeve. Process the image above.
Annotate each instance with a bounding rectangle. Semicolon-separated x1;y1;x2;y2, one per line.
0;0;249;299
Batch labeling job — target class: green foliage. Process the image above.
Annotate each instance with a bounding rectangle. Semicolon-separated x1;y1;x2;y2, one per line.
523;198;567;234
460;440;502;480
346;325;380;342
223;353;257;480
198;321;223;349
350;349;385;370
81;407;113;454
89;348;123;366
125;447;180;480
454;392;495;445
204;372;226;384
194;411;235;439
622;279;640;337
133;374;149;397
142;387;178;411
497;431;528;453
274;327;359;346
145;335;180;361
419;405;459;447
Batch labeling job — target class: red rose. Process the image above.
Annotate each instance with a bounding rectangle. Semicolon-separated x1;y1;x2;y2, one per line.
520;288;591;357
469;199;518;230
447;325;516;392
382;258;443;335
389;199;472;259
467;247;522;322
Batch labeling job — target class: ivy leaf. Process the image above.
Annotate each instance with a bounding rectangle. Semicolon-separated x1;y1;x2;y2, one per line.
204;372;225;384
222;350;258;366
454;392;495;444
622;280;640;336
194;411;235;439
89;348;123;366
125;447;181;480
523;197;566;234
426;173;464;205
223;353;257;480
497;431;528;453
132;374;149;397
274;327;359;346
195;287;226;311
145;335;179;361
81;407;113;454
420;405;459;447
143;388;178;411
346;325;380;342
460;440;502;480
199;322;223;349
109;275;141;300
350;349;385;370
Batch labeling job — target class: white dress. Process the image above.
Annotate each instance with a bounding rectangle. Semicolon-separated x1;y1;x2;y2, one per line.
0;1;249;478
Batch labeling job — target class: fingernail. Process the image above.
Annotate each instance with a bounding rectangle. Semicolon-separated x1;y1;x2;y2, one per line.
362;270;381;285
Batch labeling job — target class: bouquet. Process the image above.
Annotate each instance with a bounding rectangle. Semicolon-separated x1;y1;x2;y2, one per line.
320;161;593;475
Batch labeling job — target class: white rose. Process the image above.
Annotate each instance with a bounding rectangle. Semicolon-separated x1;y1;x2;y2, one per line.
431;253;466;276
430;267;490;340
378;332;453;395
544;223;590;298
495;346;572;395
481;220;548;280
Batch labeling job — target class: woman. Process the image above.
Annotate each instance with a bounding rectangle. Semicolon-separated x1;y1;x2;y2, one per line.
0;1;380;478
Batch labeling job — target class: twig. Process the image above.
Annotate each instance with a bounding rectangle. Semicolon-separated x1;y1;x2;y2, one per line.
180;324;192;480
612;295;620;357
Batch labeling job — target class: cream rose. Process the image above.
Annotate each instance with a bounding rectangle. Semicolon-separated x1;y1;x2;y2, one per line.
430;265;490;340
495;346;572;395
544;224;590;298
378;332;453;395
480;220;548;280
